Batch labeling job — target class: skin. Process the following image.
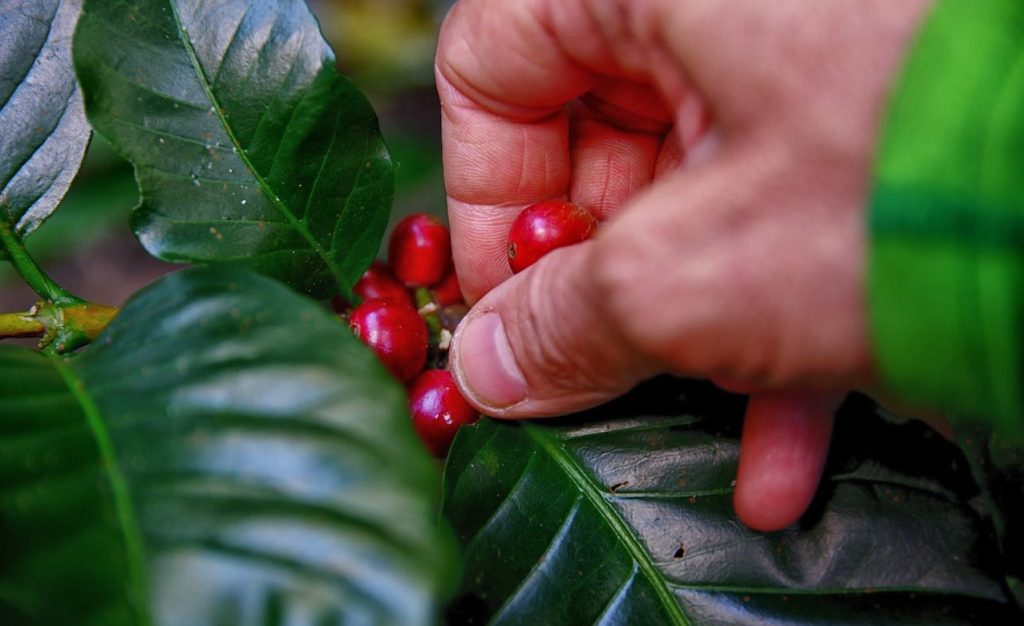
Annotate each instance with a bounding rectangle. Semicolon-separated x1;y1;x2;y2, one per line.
436;0;932;531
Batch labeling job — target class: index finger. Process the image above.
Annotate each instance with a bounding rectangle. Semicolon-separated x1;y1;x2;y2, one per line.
436;0;597;301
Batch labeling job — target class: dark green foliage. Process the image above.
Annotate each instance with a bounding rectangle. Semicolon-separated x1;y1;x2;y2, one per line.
956;424;1024;607
0;0;91;257
73;0;394;297
444;379;1022;625
0;267;456;625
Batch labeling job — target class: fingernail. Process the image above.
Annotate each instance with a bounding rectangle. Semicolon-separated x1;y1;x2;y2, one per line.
454;312;527;408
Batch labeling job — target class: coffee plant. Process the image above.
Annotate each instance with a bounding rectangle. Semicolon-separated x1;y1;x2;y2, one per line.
1;1;1021;625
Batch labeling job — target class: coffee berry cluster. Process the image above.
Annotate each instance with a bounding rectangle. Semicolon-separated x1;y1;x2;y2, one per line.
340;202;598;457
336;213;476;457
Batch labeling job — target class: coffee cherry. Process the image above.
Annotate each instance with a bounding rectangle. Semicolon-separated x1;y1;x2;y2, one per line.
332;261;414;312
408;369;479;457
389;213;452;287
349;298;428;383
431;267;464;306
507;200;597;273
355;261;414;306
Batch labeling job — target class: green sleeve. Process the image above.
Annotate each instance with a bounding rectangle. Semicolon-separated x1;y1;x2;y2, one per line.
869;0;1024;439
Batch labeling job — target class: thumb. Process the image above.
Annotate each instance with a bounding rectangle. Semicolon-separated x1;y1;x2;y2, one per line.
448;143;757;419
449;239;660;418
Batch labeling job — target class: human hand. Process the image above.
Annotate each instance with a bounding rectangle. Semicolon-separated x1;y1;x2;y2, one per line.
436;0;931;530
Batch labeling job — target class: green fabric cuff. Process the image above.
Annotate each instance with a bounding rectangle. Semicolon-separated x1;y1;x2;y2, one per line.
869;0;1024;438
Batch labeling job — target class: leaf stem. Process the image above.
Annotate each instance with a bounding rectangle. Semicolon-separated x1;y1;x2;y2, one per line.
0;302;118;352
0;223;81;305
0;311;45;338
416;287;457;368
415;287;442;337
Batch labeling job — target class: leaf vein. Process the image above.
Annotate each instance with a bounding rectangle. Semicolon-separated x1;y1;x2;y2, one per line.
462;450;540;557
0;1;58;112
210;1;253;88
85;53;207;111
488;496;584;624
50;358;151;626
141;481;421;559
604;487;733;500
165;0;345;292
302;108;341;224
525;423;691;625
107;116;229;149
563;416;702;441
0;86;77;198
663;582;1003;601
329;123;372;256
140;213;288;227
593;563;639;626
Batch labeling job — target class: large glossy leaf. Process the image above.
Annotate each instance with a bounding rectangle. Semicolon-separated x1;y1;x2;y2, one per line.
72;0;393;298
444;379;1021;625
956;424;1024;607
0;0;91;259
0;267;456;625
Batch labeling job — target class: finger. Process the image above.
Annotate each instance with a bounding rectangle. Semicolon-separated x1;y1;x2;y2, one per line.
437;0;712;302
588;134;870;388
733;392;840;532
568;108;662;221
449;147;754;419
653;131;684;177
442;90;670;301
449;240;661;418
437;0;597;301
439;74;575;304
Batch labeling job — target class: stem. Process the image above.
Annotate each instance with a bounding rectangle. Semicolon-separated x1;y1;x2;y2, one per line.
0;302;118;352
37;301;119;355
0;223;81;305
415;287;442;337
415;287;455;369
0;312;45;338
0;226;117;352
62;303;119;344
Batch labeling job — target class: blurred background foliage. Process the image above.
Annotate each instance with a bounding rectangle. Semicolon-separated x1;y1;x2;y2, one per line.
0;0;455;310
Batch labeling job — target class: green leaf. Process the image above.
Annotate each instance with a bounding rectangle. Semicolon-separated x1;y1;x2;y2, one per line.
955;424;1024;608
0;267;456;625
444;379;1022;625
0;0;91;260
72;0;394;298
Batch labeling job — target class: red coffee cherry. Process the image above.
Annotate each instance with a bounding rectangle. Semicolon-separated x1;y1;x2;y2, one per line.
408;369;479;457
389;213;452;287
332;261;414;312
349;298;428;383
355;261;414;307
507;200;597;273
431;267;464;306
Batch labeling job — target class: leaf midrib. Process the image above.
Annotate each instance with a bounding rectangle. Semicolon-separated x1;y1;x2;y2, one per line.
165;0;346;293
52;357;152;626
524;423;690;626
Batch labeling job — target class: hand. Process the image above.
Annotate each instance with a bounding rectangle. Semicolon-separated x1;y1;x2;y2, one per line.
436;0;931;530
